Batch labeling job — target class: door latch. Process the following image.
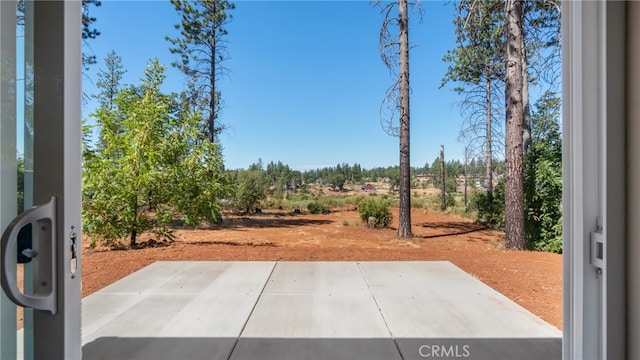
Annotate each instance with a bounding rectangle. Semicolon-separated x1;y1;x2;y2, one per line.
590;217;604;274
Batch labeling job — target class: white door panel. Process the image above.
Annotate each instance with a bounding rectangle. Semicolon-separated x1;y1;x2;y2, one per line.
0;1;82;358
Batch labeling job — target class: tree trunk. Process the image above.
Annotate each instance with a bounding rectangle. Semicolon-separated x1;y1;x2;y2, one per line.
520;5;531;157
485;78;493;206
397;0;412;238
209;3;217;143
464;147;468;212
504;0;526;250
130;193;138;248
130;228;137;248
521;40;531;156
440;145;446;211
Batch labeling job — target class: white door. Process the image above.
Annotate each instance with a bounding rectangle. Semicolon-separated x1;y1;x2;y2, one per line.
0;0;82;358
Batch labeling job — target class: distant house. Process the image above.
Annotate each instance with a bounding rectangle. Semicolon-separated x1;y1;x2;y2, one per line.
361;183;375;191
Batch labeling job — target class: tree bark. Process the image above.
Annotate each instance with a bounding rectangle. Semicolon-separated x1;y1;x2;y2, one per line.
209;1;217;143
521;38;531;156
397;0;412;238
130;228;137;248
485;78;493;206
464;147;468;212
504;0;526;250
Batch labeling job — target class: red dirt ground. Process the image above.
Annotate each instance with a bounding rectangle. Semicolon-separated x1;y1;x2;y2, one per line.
80;208;562;330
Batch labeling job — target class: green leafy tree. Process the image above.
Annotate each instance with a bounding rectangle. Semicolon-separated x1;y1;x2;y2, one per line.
83;59;228;247
167;0;235;141
332;173;346;191
525;91;562;252
236;170;266;213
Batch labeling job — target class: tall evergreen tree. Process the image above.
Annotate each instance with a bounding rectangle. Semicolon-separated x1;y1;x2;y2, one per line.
442;0;505;205
94;51;125;111
373;0;418;238
92;51;126;149
167;0;235;142
504;0;526;250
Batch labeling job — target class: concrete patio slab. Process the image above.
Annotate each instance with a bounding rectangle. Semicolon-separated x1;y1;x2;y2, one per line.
240;262;389;338
358;261;561;338
81;261;561;360
82;261;275;359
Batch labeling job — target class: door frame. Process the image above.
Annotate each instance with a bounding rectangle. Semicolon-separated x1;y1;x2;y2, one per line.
0;0;82;358
31;1;83;358
562;1;627;358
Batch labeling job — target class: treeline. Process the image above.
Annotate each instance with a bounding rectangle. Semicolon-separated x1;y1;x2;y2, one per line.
232;157;506;193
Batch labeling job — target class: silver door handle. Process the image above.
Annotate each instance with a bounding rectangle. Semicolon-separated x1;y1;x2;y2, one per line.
1;197;57;314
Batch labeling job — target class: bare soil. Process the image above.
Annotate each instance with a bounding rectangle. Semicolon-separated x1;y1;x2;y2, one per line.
80;208;562;330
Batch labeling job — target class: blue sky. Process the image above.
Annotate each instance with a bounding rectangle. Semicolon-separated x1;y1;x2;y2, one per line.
83;0;473;171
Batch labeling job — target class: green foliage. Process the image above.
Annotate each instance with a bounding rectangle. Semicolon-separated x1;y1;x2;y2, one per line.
307;201;330;214
467;92;563;253
469;179;505;229
167;0;235;139
525;91;563;253
446;192;457;208
332;173;346;191
358;198;392;228
81;0;102;68
93;50;125;111
83;58;228;247
235;170;266;212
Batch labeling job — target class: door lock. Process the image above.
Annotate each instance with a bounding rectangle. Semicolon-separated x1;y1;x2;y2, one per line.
590;217;605;274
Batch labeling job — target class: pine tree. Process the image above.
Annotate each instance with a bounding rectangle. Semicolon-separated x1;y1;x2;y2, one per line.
373;0;418;238
167;0;235;142
441;0;504;206
504;0;526;250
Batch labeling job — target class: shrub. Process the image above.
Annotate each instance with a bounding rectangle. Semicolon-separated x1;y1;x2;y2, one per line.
358;198;392;228
469;179;505;229
307;201;330;214
446;193;456;208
